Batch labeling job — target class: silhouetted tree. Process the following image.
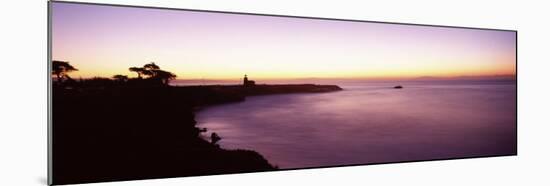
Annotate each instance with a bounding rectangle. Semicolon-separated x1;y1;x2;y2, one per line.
52;60;78;83
112;75;128;83
129;62;158;79
129;67;144;79
141;62;160;79
151;69;177;85
143;62;160;71
141;69;154;78
129;62;177;85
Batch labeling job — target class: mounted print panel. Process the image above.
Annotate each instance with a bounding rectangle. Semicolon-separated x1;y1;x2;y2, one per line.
48;1;517;185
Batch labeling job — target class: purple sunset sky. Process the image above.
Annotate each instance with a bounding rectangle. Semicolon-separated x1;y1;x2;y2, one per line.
51;2;516;80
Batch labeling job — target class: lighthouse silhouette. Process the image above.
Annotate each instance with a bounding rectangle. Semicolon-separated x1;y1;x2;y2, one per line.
243;74;255;87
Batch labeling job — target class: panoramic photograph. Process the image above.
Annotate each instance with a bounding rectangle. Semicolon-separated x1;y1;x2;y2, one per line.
50;1;517;185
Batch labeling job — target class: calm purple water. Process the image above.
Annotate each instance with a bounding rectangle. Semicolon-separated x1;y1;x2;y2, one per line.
196;80;516;168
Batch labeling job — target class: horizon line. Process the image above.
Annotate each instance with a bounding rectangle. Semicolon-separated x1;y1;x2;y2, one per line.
65;74;516;81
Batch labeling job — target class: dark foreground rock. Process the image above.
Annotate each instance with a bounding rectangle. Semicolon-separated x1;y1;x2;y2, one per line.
52;84;341;184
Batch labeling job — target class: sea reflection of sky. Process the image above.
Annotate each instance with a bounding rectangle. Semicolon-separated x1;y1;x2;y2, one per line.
196;80;516;168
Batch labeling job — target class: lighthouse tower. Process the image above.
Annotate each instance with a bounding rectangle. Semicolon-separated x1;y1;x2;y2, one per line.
243;74;255;87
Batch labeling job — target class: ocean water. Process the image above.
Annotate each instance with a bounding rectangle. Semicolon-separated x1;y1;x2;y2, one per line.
195;80;516;168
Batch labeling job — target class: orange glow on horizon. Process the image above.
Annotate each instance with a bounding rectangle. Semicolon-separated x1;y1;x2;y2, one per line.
61;58;516;80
